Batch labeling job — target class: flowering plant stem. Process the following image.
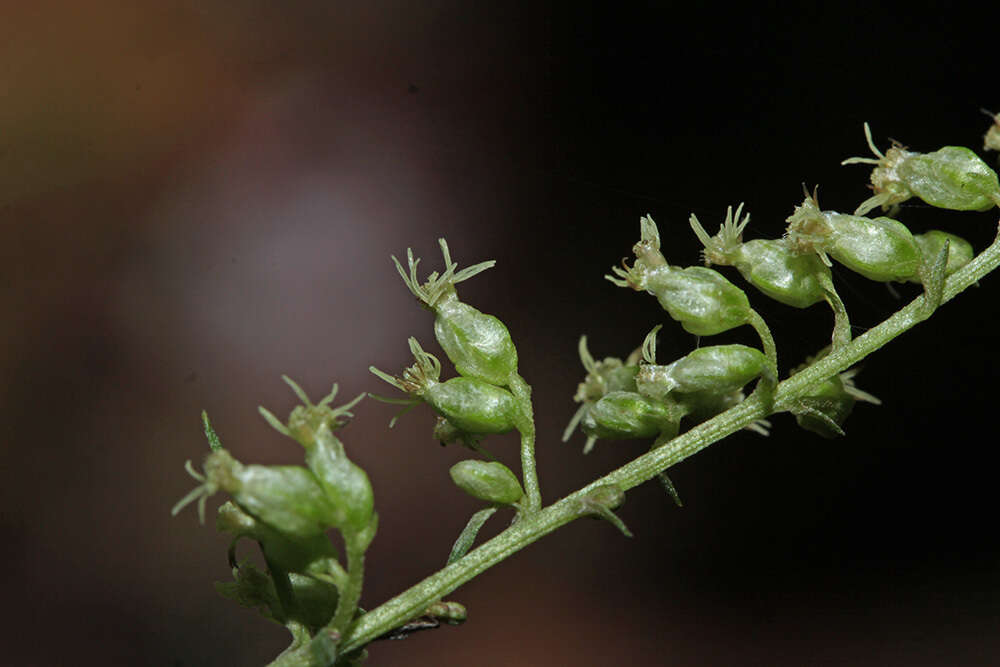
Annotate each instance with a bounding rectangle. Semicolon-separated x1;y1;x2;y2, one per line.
335;221;1000;657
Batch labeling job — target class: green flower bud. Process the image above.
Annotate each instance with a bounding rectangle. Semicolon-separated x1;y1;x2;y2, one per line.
449;460;524;505
174;449;343;540
606;216;753;335
371;338;519;435
393;239;517;386
842;123;1000;214
258;377;375;535
427;377;519;434
572;338;640;404
690;204;831;308
635;325;768;401
984;109;1000;153
562;335;640;444
649;267;753;336
909;230;974;283
785;192;921;283
580;391;682;447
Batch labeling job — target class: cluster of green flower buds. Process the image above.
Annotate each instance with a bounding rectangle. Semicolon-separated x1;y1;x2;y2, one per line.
581;115;998;473
175;380;374;542
371;337;520;438
842;122;1000;215
564;326;771;454
173;380;377;638
374;238;539;519
392;239;519;387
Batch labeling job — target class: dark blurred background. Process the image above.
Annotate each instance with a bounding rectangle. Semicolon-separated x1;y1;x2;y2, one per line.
3;2;999;665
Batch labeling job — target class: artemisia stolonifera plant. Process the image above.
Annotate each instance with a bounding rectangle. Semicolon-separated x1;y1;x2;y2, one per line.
174;115;1000;666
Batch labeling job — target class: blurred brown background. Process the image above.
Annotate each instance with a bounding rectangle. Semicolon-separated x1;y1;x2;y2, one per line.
4;2;999;665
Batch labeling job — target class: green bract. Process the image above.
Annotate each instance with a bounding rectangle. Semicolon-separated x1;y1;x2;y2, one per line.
791;369;881;438
787;351;881;438
393;239;518;387
607;215;753;336
842;123;1000;214
578;484;632;538
909;230;974;283
635;325;768;401
259;378;374;536
690;204;830;308
370;338;519;435
449;460;524;506
785;193;921;282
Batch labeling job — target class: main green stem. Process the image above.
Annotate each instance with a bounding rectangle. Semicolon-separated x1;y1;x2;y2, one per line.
339;223;1000;656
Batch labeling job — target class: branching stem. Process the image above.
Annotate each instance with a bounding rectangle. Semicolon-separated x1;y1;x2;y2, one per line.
336;222;1000;657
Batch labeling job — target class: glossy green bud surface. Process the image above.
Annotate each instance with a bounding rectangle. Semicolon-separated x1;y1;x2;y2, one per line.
843;124;1000;214
424;376;519;435
786;195;920;282
637;344;767;400
371;338;519;435
303;428;374;534
449;460;524;505
690;204;829;308
608;215;752;335
206;450;341;540
433;292;518;386
734;239;829;307
393;239;518;386
897;146;1000;211
260;379;374;535
645;266;752;336
826;213;921;282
